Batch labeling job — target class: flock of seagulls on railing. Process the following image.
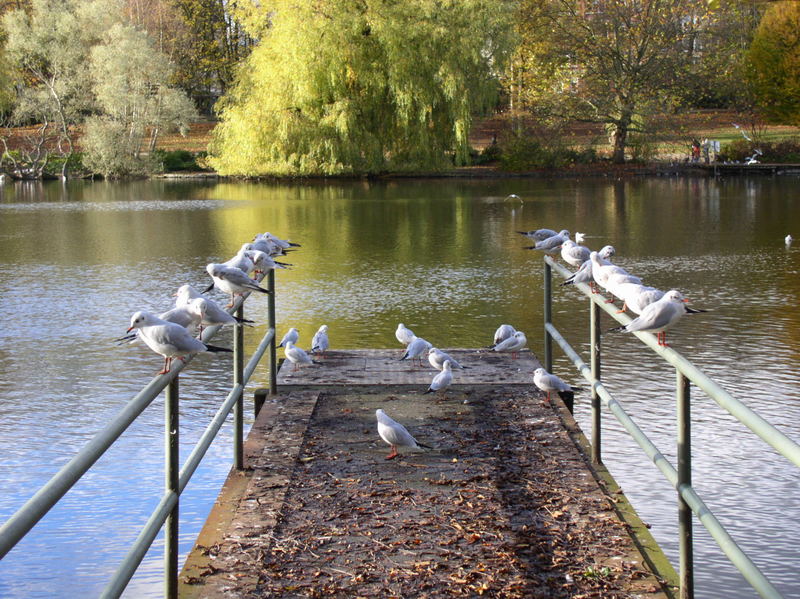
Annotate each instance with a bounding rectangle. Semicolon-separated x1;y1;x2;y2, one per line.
120;222;795;461
121;232;296;375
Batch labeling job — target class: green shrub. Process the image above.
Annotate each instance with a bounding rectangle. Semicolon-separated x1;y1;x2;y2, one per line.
499;136;598;170
155;149;200;171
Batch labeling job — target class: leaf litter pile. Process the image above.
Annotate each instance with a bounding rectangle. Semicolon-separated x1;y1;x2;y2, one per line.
243;386;666;598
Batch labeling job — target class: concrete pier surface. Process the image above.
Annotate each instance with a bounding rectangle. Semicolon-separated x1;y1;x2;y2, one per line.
180;350;677;598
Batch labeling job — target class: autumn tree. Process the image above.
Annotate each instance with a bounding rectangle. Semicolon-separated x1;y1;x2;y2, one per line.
209;0;516;176
81;23;198;177
512;0;710;163
747;0;800;125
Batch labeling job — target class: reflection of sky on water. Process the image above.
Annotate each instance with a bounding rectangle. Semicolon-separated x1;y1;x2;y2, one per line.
0;176;799;598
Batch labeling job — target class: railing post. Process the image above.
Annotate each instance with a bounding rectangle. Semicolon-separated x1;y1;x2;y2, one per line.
543;260;553;372
677;371;694;599
164;377;179;599
590;299;602;464
268;269;277;395
233;305;244;471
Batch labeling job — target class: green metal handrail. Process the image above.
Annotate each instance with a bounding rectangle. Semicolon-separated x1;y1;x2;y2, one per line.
543;256;798;599
0;270;279;599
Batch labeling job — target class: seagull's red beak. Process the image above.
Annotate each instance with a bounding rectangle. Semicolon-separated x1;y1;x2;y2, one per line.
682;299;690;303
126;326;135;333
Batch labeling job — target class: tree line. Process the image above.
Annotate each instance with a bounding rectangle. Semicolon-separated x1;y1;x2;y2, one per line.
0;0;798;178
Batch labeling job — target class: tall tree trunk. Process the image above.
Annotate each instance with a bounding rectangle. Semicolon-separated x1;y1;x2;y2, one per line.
612;124;628;164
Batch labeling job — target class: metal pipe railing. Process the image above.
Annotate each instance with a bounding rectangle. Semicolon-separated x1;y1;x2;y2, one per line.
543;255;793;599
0;273;279;599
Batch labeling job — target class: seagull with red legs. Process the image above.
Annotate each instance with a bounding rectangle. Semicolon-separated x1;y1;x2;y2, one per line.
609;289;706;347
376;409;431;460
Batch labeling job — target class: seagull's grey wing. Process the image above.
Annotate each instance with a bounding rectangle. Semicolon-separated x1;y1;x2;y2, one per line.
626;303;680;333
380;421;418;447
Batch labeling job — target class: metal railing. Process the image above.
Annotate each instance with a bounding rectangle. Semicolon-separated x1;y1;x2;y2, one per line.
0;270;279;599
543;256;800;599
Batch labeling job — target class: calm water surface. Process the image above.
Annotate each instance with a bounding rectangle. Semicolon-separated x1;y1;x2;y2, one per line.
0;176;798;598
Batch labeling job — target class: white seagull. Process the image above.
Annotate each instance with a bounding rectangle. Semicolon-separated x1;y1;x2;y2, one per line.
491;324;516;347
517;228;558;242
785;234;793;246
311;325;329;357
424;360;453;395
527;229;570;255
174;285;253;330
283;341;318;371
247;249;290;272
428;347;466;370
126;311;232;375
560;239;591;267
395;323;415;346
609;289;706;347
204;263;270;307
224;245;256;275
533;367;580;404
278;327;300;348
400;336;433;368
492;331;527;359
376;409;431;460
575;232;586;244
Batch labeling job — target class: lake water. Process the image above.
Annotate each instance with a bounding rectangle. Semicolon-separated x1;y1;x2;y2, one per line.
0;176;798;598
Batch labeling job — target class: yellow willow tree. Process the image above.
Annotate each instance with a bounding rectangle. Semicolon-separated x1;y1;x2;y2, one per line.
209;0;516;176
747;1;800;126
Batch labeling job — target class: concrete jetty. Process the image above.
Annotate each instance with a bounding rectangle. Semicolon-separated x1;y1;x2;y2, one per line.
180;349;677;598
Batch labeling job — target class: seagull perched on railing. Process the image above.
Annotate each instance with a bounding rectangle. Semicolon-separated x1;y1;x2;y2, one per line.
203;263;271;307
517;228;558;242
126;311;232;375
609;289;706;347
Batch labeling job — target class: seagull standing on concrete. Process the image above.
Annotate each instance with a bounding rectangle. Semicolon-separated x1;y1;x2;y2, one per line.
533;367;580;404
400;336;433;368
311;325;329;357
283;341;318;371
126;311;232;375
376;409;431;460
491;324;516;347
428;347;466;370
395;323;415;346
492;331;527;359
424;360;453;395
278;327;300;348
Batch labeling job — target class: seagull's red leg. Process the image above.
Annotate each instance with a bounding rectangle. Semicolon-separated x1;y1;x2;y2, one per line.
385;446;398;460
158;357;171;375
616;302;628;314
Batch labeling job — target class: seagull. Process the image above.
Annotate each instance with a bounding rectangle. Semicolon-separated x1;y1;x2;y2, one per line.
533;367;581;404
174;285;253;331
158;302;203;333
204;263;271;307
575;232;586;244
395;323;415;346
560;239;591;267
250;235;281;256
526;229;570;255
263;232;301;249
609;289;706;346
247;249;290;272
283;341;318;371
400;336;432;368
517;228;558;242
126;311;232;375
590;251;629;291
424;360;453;395
613;284;664;315
745;148;762;165
376;409;431;460
504;194;522;202
224;245;256;275
428;347;466;370
278;327;300;348
786;234;794;246
311;325;329;357
492;331;527;359
491;324;516;347
732;123;752;142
